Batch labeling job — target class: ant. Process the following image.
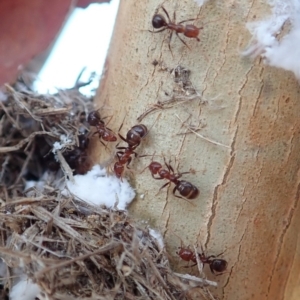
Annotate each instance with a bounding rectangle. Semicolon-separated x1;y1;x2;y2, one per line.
177;245;228;275
150;6;202;51
148;160;199;200
87;110;117;146
63;134;91;175
114;124;148;179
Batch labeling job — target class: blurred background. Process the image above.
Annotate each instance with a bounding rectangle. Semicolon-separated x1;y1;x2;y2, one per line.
0;0;119;94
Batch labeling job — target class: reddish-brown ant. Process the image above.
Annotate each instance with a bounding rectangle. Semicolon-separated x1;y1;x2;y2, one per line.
148;160;199;200
114;124;148;179
87;110;117;145
150;6;202;51
176;244;228;275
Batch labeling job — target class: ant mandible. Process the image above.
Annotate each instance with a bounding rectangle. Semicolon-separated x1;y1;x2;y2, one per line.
87;110;117;146
150;6;202;51
114;124;148;179
148;160;199;200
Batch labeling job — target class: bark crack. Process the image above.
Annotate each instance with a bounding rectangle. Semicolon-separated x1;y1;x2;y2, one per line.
252;68;264;117
205;126;238;248
223;222;249;294
266;180;300;295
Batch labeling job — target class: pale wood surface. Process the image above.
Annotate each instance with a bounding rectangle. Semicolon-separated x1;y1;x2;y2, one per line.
92;0;300;299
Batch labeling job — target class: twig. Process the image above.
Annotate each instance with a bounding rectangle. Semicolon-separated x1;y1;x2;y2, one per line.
175;114;230;149
5;84;41;122
0;100;21;130
56;150;75;183
13;144;35;186
173;272;217;287
0;131;57;153
137;95;200;122
35;241;121;278
32;107;70;116
194;244;204;276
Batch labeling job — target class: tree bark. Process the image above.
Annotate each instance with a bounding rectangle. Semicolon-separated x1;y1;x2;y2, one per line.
92;0;300;299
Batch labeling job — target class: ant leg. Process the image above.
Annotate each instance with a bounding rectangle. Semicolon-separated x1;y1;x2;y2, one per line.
116;146;127;151
118;133;128;143
149;28;167;34
117;115;128;142
158;181;171;192
176;32;191;50
99;139;108;150
178;18;198;24
101;115;113;125
163;157;172;172
161;5;172;23
126;157;132;168
116;151;125;160
151;173;164;180
208;250;226;259
172;186;196;206
168;31;174;56
210;264;216;275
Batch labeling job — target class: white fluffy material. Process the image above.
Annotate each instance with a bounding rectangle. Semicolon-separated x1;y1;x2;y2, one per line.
149;228;165;250
10;276;41;300
243;0;300;79
194;0;209;6
64;165;135;210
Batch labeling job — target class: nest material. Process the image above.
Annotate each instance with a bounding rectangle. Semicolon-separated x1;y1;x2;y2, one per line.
0;195;216;300
0;75;93;199
0;76;216;299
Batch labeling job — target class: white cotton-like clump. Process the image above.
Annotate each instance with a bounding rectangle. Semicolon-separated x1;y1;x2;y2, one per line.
194;0;209;6
149;228;165;249
264;26;300;78
52;134;72;154
24;171;62;196
24;179;46;193
64;165;135;210
10;276;41;300
243;0;300;79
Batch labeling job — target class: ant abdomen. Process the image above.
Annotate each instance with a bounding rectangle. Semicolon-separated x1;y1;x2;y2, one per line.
184;25;200;39
176;180;199;199
87;110;101;126
152;14;167;28
126;124;148;147
210;259;227;273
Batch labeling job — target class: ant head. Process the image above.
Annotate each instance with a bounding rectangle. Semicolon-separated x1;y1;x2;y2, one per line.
114;162;124;179
149;161;162;175
152;14;167;29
